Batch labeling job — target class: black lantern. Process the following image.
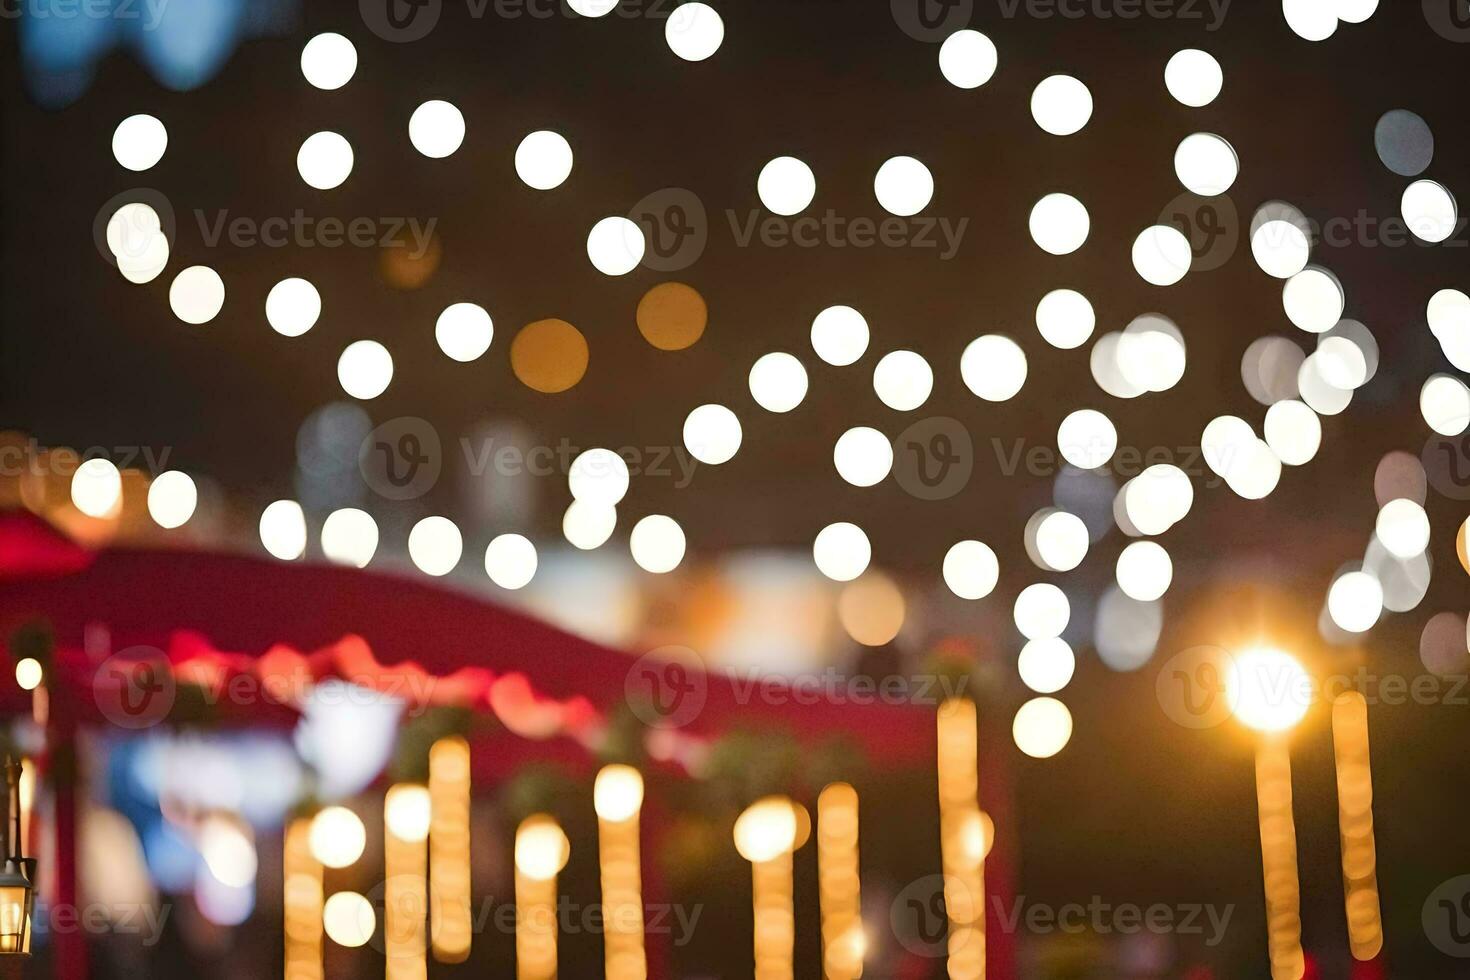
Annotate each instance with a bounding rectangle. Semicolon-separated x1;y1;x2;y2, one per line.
0;758;34;955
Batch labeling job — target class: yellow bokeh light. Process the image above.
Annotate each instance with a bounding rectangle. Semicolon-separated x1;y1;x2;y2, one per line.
512;318;589;393
1226;647;1311;733
14;658;42;691
733;797;799;864
837;573;905;646
637;282;707;351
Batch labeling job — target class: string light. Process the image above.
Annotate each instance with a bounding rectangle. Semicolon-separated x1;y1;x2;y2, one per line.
817;783;862;980
936;697;985;979
430;738;473;963
733;797;799;980
283;818;323;980
1331;693;1383;961
384;784;430;980
516;815;570;980
594;766;647;980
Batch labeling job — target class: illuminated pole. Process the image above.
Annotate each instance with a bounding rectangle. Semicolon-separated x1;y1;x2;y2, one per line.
937;696;985;980
429;737;473;963
594;765;648;980
515;814;570;980
817;782;863;980
384;784;431;980
283;817;325;980
734;797;800;980
1331;692;1383;962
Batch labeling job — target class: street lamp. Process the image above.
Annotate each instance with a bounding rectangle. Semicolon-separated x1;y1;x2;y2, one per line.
0;758;35;955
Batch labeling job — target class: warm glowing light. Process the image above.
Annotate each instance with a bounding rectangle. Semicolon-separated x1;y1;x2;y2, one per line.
336;340;394;399
872;350;933;410
13;659;41;692
265;277;321;337
429;737;472;964
748;352;808;413
1132;226;1192;286
1327;571;1384;634
169;265;225;324
1017;637;1074;694
408;516;463;576
385;784;433;843
813;523;871;582
1030;74;1092;135
943;540;999;600
1013;583;1069;640
873;156;933;217
833;427;893;488
629;514;686;574
1012;697;1073;758
1035;288;1095;350
485;533;538;589
200;815;257;889
1401;179;1458;244
322;891;375;948
1164;49;1222;107
1264;400;1321;466
1029;509;1088;572
810;306;869;366
817;782;862;980
409;99;466;158
757;156;816;215
734;797;799;864
515;816;570;882
637;282;707;351
961;334;1027;402
1173;132;1238;195
568;448;631;506
563;500;617;550
1375;498;1430;558
1056;408;1116;469
71;457;122;518
309;806;366;869
284;819;324;980
587;216;645;276
320;508;378;568
515;130;574;190
511;319;590;392
938;29;997;89
1332;692;1382;961
664;1;724;61
112;113;168;170
1226;647;1311;732
435;302;494;362
297;131;354;189
1029;193;1089;255
1421;374;1470;436
300;32;357;90
838;572;906;646
594;765;645;823
106;201;169;283
259;499;307;560
1115;541;1173;602
683;403;743;464
1282;267;1344;333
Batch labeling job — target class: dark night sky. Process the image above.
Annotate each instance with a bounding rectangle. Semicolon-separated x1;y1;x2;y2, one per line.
4;0;1470;974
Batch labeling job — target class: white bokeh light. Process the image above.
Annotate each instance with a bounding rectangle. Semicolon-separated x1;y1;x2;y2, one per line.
563;501;617;550
435;302;494;362
297;132;354;190
515;130;574;190
1283;0;1338;41
1029;194;1090;255
408;100;466;158
1263;399;1321;466
1012;698;1073;759
587;216;645;276
485;533;538;589
1401;180;1458;245
748;352;808;413
1115;541;1172;602
336;340;393;399
1173;133;1238;196
943;540;999;600
1328;571;1384;633
873;350;934;411
813;522;871;582
147;471;197;529
71;458;121;518
1018;638;1075;694
873;156;934;217
683;404;743;464
1030;75;1092;136
259;500;307;560
320;508;379;568
1132;226;1192;286
170;265;225;324
1282;267;1344;333
1014;583;1070;640
1057;409;1117;470
1164;49;1222;107
106;201;169;284
1375;498;1430;559
112;114;168;171
1421;375;1470;435
630;515;686;574
960;335;1027;402
810;306;869;366
265;278;321;337
833;427;893;488
408;516;463;576
938;29;998;89
664;2;724;61
1035;288;1095;350
300;33;357;90
1031;510;1089;572
757;156;816;215
568;448;631;506
1251;218;1311;279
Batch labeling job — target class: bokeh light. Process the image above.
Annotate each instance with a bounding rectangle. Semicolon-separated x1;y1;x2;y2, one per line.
1018;638;1075;694
297;131;353;189
1014;583;1069;640
813;523;871;582
147;470;197;528
833;427;893;488
485;533;538;589
111;113;167;171
320;507;378;568
169;265;225;324
435;302;494;362
336;340;394;399
1029;193;1090;255
568;448;631;506
1030;75;1092;135
757;156;816;215
408;516;463;576
300;32;357;90
873;156;933;216
664;2;724;61
512;319;589;393
1012;698;1073;758
515;130;574;190
810;305;870;366
409;100;466;158
748;352;808;413
1164;49;1222;107
960;334;1027;402
938;29;998;89
265;278;321;337
259;500;307;561
943;540;999;600
71;457;122;518
637;282;707;351
629;514;686;573
683;404;743;464
322;891;375;947
1115;541;1173;601
1035;288;1095;350
872;350;933;411
1225;647;1310;731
